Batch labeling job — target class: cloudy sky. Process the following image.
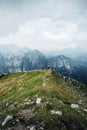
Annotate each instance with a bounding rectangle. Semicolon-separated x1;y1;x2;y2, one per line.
0;0;87;51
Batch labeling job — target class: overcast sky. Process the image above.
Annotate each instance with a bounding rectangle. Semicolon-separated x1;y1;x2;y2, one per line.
0;0;87;51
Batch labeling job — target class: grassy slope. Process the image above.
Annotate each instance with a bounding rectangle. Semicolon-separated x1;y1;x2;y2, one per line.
0;70;87;130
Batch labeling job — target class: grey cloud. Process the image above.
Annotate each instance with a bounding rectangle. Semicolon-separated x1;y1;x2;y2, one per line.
0;0;87;50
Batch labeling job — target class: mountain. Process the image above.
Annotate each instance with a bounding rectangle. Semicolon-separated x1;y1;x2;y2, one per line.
21;50;47;71
0;45;47;73
73;55;87;68
47;55;77;71
48;55;87;85
0;45;32;73
0;70;87;130
0;45;87;85
44;48;87;68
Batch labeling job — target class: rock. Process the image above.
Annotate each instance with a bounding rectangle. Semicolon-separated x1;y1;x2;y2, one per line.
40;121;45;127
42;83;46;87
36;98;41;104
6;103;9;107
35;95;38;98
2;115;13;126
27;125;36;130
51;110;55;114
27;125;30;129
39;127;44;130
14;124;25;130
30;126;36;130
13;121;15;125
83;109;87;112
24;98;29;102
9;104;15;109
51;110;62;115
16;119;20;122
55;111;62;115
82;113;84;116
78;110;81;113
71;104;79;109
24;101;34;106
78;100;83;104
24;102;30;105
18;109;34;121
6;126;14;130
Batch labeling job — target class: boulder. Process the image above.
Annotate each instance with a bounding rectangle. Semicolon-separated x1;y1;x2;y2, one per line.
71;104;79;109
2;115;13;126
36;98;41;104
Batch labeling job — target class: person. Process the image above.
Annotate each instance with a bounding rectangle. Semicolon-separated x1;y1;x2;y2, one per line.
47;64;50;69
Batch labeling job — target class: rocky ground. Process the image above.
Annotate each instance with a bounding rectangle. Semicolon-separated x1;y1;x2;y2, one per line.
0;70;87;130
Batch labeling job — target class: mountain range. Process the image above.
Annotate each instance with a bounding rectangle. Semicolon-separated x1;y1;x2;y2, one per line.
0;45;87;85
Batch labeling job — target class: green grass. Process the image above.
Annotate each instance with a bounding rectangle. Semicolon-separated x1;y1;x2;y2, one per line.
0;70;87;130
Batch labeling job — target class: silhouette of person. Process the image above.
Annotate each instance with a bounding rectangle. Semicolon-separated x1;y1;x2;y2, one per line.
47;64;50;69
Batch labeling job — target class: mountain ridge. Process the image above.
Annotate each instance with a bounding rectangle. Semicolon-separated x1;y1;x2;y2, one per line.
0;70;87;130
